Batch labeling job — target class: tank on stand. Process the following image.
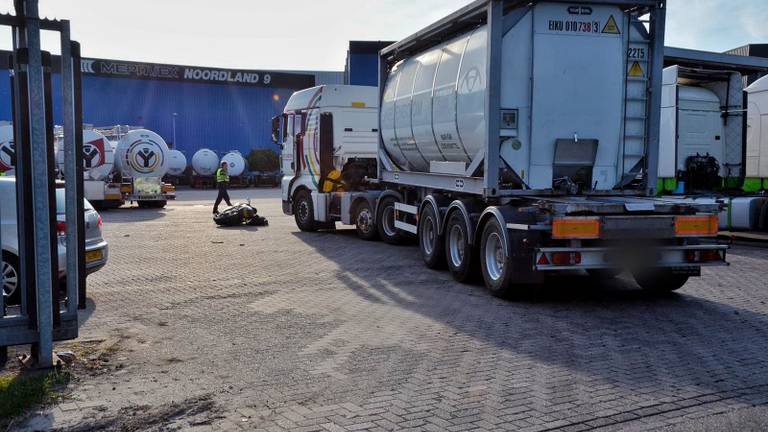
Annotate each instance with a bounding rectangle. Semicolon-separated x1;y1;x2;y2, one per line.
191;148;219;189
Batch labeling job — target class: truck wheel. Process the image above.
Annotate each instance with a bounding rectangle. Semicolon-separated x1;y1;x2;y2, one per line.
479;218;516;297
377;196;406;245
419;205;444;269
2;252;20;305
634;270;689;293
354;200;378;241
293;189;317;232
444;211;475;281
155;200;167;209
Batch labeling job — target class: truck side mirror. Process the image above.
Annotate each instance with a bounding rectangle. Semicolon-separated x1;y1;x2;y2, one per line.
271;115;281;144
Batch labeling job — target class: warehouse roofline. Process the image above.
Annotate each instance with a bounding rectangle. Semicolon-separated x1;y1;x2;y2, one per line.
664;46;768;75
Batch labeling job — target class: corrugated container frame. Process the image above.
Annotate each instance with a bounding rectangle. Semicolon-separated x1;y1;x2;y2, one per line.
0;54;343;158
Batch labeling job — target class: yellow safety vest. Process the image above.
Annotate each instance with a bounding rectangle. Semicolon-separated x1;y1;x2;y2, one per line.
216;168;229;183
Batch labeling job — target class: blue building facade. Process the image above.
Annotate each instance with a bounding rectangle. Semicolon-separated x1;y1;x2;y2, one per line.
0;53;341;159
344;41;394;87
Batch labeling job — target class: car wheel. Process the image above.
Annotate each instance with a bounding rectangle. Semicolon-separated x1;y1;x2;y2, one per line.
354;200;378;241
293;189;317;232
419;205;445;269
2;253;20;305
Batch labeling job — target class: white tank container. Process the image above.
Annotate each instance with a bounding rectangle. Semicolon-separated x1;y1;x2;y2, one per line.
746;75;768;179
221;151;246;177
56;129;116;181
192;148;219;176
380;3;638;190
167;150;188;176
0;124;15;173
115;129;169;178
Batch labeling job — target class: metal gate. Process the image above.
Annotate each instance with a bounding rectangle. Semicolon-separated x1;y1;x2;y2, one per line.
0;0;85;368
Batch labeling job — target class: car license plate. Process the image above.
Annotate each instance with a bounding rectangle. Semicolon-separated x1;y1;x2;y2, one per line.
85;250;103;263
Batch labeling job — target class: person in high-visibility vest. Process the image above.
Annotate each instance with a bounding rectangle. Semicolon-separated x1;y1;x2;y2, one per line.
213;161;232;214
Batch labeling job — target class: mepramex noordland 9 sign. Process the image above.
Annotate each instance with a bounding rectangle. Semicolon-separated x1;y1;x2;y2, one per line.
80;58;314;89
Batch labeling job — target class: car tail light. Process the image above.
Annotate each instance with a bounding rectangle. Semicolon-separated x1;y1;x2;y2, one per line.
686;249;723;263
552;217;601;239
675;215;718;237
550;252;581;266
56;220;66;237
97;215;103;227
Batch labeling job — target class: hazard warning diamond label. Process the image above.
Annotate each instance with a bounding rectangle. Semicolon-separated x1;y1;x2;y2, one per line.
602;15;621;34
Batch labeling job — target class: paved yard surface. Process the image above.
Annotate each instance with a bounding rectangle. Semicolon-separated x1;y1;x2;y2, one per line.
14;187;768;431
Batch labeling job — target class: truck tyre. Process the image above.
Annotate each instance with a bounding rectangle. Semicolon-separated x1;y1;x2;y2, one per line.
634;270;689;293
419;205;445;269
377;196;406;245
479;218;518;297
354;200;378;241
293;189;318;232
444;211;475;282
2;252;20;305
155;200;167;209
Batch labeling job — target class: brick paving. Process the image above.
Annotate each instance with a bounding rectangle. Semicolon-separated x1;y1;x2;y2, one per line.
13;187;768;431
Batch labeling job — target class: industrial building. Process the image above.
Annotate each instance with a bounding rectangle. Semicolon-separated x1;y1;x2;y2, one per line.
0;51;343;158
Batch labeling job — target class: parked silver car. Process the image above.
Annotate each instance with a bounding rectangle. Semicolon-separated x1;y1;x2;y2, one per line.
1;177;108;304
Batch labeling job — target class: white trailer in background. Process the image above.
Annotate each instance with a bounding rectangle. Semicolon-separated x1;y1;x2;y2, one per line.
55;128;123;209
279;0;728;297
99;126;176;208
658;66;744;194
746;75;768;192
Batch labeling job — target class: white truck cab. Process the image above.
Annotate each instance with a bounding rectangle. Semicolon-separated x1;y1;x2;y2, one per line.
274;85;379;230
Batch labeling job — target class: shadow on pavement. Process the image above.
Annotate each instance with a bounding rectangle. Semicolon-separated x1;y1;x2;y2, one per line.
293;228;768;407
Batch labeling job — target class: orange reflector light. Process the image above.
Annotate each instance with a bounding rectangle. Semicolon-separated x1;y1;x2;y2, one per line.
686;249;722;263
675;215;718;237
550;252;581;266
552;217;601;239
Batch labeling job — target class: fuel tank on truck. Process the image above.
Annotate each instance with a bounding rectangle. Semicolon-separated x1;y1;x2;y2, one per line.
221;151;246;177
380;2;650;191
167;149;188;176
191;148;220;176
115;129;170;178
56;129;116;181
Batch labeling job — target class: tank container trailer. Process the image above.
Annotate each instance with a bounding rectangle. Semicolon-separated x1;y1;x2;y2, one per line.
114;128;176;208
278;0;728;297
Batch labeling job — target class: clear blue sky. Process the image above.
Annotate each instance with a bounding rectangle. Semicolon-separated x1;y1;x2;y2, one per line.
0;0;766;71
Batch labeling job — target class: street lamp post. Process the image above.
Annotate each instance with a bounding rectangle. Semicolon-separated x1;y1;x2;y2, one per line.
172;112;177;148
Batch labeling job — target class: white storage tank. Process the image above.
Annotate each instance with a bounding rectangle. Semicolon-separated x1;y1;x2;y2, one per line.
167;150;188;176
56;129;116;181
221;151;246;177
192;148;219;176
115;129;169;178
380;3;643;190
0;124;14;173
746;75;768;182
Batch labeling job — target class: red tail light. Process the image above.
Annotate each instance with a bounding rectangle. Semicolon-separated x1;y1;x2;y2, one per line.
97;215;103;227
56;220;67;237
686;249;723;263
551;252;581;266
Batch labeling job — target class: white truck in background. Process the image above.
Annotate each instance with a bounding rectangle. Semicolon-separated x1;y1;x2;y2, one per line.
277;0;728;297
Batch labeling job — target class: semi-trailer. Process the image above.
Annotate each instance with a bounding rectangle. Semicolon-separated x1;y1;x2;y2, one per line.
101;126;176;208
277;0;728;297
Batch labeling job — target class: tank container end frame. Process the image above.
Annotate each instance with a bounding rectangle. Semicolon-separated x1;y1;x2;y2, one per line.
377;0;666;199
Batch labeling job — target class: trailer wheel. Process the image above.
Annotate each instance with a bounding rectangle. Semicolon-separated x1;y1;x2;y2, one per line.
293;189;317;232
634;270;689;293
419;205;445;268
354;200;378;241
479;218;517;297
444;211;475;281
377;196;406;245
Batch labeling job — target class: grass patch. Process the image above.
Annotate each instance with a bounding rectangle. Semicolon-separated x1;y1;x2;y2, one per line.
0;369;70;425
